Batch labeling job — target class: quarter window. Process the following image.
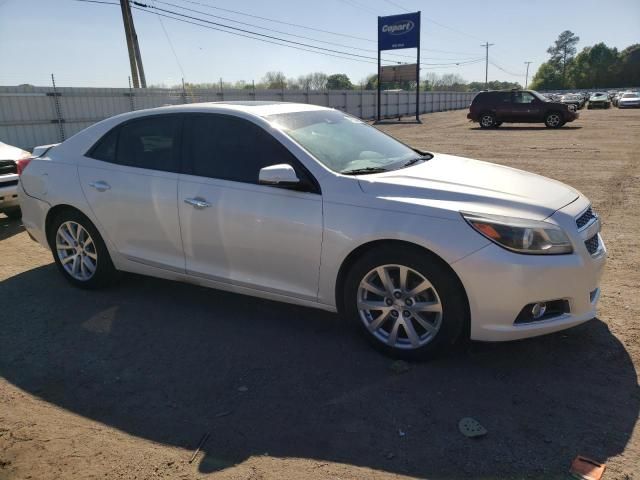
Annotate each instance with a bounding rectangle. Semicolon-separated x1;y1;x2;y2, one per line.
185;114;300;184
88;128;118;162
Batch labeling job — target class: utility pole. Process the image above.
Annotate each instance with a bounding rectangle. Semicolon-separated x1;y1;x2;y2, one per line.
524;61;533;89
481;42;494;90
120;0;146;88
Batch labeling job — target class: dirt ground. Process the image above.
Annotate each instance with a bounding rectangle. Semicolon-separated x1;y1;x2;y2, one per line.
1;108;639;480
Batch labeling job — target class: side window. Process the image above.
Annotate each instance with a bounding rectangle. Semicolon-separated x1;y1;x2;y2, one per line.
497;92;511;103
116;115;181;172
88;127;118;162
186;115;300;184
513;92;535;104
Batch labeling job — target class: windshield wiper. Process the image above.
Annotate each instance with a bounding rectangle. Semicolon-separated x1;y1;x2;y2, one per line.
340;167;389;175
402;156;427;167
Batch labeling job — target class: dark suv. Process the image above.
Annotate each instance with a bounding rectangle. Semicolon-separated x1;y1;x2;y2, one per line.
467;90;579;129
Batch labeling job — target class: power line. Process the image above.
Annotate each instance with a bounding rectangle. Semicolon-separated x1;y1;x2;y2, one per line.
165;0;479;56
150;0;185;79
73;0;485;71
133;1;392;62
134;1;484;67
151;0;479;63
383;0;409;12
489;59;521;77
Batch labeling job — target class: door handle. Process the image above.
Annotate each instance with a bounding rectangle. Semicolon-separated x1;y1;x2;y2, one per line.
184;197;212;209
89;180;111;192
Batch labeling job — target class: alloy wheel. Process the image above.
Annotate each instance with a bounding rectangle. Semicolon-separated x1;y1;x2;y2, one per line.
357;264;443;350
55;221;98;281
547;114;561;127
480;115;494;127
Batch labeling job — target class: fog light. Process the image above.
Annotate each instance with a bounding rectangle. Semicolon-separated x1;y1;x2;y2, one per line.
531;302;547;319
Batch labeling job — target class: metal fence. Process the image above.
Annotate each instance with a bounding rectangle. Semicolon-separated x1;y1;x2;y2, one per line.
0;85;476;150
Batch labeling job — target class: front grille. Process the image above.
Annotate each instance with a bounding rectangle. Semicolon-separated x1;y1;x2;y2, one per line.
585;234;600;255
0;160;17;176
576;207;597;229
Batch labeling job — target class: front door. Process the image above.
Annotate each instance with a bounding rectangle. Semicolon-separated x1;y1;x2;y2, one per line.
510;91;543;122
178;113;323;300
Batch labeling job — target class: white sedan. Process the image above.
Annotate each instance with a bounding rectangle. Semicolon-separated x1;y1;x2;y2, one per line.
18;102;606;359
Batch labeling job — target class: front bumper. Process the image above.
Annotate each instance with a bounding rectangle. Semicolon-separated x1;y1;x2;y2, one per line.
452;197;606;342
0;174;20;211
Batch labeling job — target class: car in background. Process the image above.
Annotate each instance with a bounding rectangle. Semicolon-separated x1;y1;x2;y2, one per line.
560;94;585;110
588;93;611;109
0;142;31;220
468;90;579;128
18;102;605;359
618;92;640;108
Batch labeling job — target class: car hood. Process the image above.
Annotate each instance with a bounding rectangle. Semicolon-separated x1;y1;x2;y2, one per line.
357;153;580;221
590;96;608;101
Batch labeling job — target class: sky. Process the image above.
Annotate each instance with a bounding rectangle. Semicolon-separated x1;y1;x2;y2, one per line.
0;0;638;88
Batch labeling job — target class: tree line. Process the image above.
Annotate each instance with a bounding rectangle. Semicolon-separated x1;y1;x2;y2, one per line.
530;31;639;90
166;71;520;92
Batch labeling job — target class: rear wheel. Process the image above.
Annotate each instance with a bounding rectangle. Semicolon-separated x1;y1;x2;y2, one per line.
342;246;467;360
544;112;563;128
479;113;497;129
48;209;118;289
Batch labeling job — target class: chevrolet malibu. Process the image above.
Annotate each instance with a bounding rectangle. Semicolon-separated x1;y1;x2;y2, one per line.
18;102;606;359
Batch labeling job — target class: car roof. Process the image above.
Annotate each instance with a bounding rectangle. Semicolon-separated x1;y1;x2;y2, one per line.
120;101;331;120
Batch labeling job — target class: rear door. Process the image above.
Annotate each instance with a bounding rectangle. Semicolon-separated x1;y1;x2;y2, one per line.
178;113;323;300
78;114;185;272
494;92;513;121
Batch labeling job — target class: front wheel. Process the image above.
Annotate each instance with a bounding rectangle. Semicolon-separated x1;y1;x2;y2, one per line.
342;247;468;360
48;209;118;289
544;112;563;128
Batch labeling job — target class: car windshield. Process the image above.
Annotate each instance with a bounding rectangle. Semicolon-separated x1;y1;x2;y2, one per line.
265;110;427;174
622;93;637;98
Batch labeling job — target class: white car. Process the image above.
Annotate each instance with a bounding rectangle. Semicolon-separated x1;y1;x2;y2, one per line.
618;92;640;108
18;102;606;359
0;142;31;219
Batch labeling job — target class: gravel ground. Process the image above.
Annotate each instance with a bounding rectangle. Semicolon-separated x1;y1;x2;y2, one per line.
1;107;639;480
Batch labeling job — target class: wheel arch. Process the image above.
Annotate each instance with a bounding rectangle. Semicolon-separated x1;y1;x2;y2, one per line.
45;204;93;248
334;239;470;336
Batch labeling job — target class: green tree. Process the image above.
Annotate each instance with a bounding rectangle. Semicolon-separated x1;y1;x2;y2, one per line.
547;30;580;88
569;43;619;89
618;44;640;87
529;61;563;90
326;73;353;90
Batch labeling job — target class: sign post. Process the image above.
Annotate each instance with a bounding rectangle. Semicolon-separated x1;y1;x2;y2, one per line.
377;12;421;123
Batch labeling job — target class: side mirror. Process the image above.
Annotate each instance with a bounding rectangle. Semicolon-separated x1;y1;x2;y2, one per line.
258;164;300;187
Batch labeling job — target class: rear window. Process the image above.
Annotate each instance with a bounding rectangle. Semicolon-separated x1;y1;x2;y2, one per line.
87;115;182;173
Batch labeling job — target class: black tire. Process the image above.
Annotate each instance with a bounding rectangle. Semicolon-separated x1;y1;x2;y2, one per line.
544;111;564;128
587;104;593;109
3;207;22;220
342;245;468;360
47;209;118;289
479;112;497;129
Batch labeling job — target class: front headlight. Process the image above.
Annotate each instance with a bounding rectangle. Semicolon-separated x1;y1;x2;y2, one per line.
461;212;573;254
